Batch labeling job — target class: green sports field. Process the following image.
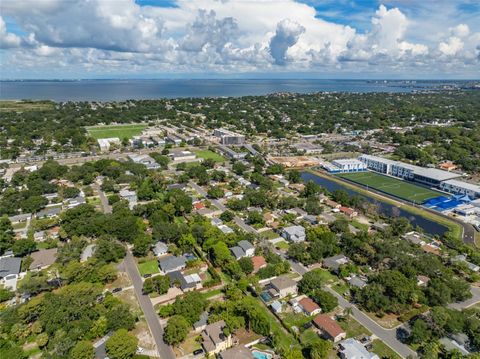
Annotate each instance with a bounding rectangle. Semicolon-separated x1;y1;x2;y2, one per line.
86;124;147;139
337;171;441;203
194;149;226;162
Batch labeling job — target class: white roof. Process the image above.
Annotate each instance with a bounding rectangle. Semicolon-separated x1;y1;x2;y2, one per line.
442;179;480;192
184;273;202;283
359;154;460;181
340;339;379;359
333;159;364;165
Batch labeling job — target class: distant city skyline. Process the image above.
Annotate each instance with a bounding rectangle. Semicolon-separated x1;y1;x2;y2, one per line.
1;0;479;79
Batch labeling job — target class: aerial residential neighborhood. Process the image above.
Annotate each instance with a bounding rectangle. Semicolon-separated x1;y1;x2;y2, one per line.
1;91;480;359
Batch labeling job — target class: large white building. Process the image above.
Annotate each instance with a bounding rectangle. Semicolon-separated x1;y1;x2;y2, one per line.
358;154;461;187
98;138;121;152
331;159;367;173
213;128;245;145
440;179;480;199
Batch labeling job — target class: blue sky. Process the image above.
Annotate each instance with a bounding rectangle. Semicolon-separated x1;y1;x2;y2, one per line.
1;0;479;79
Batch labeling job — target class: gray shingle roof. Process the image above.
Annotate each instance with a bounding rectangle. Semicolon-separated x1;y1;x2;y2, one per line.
0;256;22;278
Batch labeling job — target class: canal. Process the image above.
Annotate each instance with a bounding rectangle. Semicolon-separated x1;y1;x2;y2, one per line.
301;171;448;237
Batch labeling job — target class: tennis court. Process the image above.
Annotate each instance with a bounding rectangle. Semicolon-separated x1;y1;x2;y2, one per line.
337;171;441;203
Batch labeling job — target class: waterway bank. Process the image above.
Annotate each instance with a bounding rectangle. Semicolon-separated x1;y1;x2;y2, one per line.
301;169;463;240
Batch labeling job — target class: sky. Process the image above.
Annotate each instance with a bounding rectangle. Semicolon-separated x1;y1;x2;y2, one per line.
0;0;479;79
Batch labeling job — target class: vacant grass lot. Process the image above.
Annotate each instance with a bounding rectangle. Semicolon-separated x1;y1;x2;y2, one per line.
194;149;226;162
338;171;441;203
86;124;147;139
371;339;401;359
0;100;54;112
138;259;159;276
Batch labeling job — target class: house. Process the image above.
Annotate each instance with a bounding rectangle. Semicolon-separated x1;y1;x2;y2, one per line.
263;213;276;225
303;215;318;225
80;244;96;262
29;248;58;271
238;240;254;257
282;225;306;243
339;206;357;218
270;275;298;298
298;297;321;316
229;240;254;259
323;199;341;209
119;189;138;209
452;255;480;272
338;338;379;359
313;314;346;343
8;213;31;224
159;255;187;274
201;320;232;355
323;255;349;273
219;346;254;359
0;255;21;280
251;256;267;273
348;276;367;289
153;241;168;257
193;202;206;211
270;300;283;314
166;183;186;190
402;231;427;245
193;312;209;332
439;334;470;355
36;206;62;219
168;271;202;292
439;162;457;172
230;246;246;260
33;231;46;242
218;225;234;234
372;222;389;232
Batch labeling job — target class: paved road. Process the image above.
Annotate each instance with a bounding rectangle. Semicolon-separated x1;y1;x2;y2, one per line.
124;251;175;359
449;285;480;310
276;252;416;359
189;181;258;234
93;183;112;214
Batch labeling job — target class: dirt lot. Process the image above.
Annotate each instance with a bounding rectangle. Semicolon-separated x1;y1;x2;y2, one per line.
132;319;157;350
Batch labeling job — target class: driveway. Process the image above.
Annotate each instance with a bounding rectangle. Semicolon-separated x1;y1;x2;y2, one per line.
449;285;480;310
123;251;175;359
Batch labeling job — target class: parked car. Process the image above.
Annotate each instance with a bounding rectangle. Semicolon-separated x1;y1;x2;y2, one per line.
112;287;122;293
143;274;152;278
193;349;204;356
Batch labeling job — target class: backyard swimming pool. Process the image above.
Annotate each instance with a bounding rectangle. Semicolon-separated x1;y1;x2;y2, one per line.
252;350;273;359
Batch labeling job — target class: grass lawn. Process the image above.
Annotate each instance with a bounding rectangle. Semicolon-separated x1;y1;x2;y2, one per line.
339;315;371;338
252;296;298;352
300;329;323;347
332;282;349;296
281;312;313;329
275;241;290;250
261;230;281;240
12;222;27;230
138;259;160;276
86;124;147;139
86;196;101;205
202;288;223;299
194;149;226;162
371;339;401;359
338;171;441;203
